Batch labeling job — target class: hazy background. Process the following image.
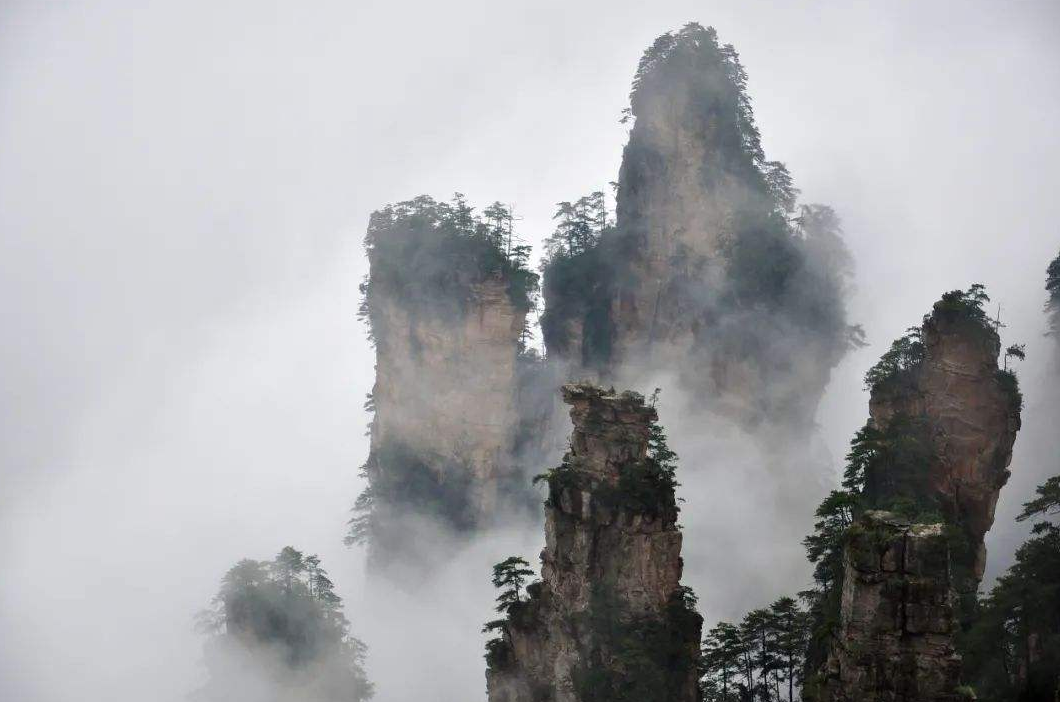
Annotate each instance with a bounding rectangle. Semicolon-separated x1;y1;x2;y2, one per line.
2;1;1058;700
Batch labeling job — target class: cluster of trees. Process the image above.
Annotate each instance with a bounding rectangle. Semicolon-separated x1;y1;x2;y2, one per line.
963;475;1060;700
360;193;539;334
196;547;373;702
1048;249;1060;339
864;284;1006;393
701;597;810;702
542;191;611;260
538;191;617;368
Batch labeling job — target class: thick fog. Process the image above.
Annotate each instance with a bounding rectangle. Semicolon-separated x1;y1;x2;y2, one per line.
2;2;1059;701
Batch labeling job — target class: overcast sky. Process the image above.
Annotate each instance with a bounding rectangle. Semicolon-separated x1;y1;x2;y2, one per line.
1;2;1058;701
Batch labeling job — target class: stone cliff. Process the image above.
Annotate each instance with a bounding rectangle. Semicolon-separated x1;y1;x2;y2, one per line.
485;384;701;702
817;512;961;702
808;289;1022;702
868;295;1021;598
541;23;856;428
352;196;541;570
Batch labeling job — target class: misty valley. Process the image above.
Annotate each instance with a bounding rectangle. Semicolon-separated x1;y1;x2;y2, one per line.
191;24;1060;702
3;10;1059;702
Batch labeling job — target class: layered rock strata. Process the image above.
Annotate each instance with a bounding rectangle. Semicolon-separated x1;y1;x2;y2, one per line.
485;384;701;702
818;512;960;702
812;294;1022;701
869;305;1021;594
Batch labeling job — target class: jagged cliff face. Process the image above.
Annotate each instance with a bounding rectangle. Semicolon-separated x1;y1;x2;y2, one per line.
818;512;960;702
543;24;855;428
868;311;1021;589
809;293;1022;702
486;384;701;702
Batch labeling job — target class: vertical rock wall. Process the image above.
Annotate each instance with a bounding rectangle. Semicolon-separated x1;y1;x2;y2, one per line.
817;512;961;702
868;308;1021;595
356;199;541;571
812;296;1022;701
369;275;527;520
486;384;701;702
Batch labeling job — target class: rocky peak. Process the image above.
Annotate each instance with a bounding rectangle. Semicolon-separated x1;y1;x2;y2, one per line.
485;383;700;702
869;299;1021;585
352;196;541;573
559;384;655;481
541;24;856;430
809;289;1023;701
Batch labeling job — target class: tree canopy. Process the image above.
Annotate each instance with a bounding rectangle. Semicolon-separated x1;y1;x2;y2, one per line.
1047;249;1060;338
197;547;373;702
701;597;810;702
963;475;1060;700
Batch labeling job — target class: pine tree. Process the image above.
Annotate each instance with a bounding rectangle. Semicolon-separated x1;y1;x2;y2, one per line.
490;556;535;613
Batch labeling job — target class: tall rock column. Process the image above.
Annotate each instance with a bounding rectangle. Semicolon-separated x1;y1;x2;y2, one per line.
818;512;961;702
868;299;1022;597
809;289;1023;702
540;23;857;428
485;384;701;702
352;196;540;572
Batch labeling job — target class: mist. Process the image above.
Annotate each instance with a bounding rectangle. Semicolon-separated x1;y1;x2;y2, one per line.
2;2;1059;701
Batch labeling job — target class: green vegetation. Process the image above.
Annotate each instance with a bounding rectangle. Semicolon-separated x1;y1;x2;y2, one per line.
571;585;701;702
197;547;373;702
482;556;537;671
345;440;477;550
962;475;1060;700
534;410;680;520
360;193;539;343
701;596;810;702
1046;249;1060;337
539;192;616;369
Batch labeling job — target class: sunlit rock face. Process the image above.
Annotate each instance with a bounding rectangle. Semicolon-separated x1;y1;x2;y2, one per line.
818;512;961;702
486;384;701;702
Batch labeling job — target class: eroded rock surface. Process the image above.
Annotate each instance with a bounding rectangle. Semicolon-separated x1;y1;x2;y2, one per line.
869;310;1021;589
542;24;856;429
486;384;701;702
811;295;1022;702
818;512;960;702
